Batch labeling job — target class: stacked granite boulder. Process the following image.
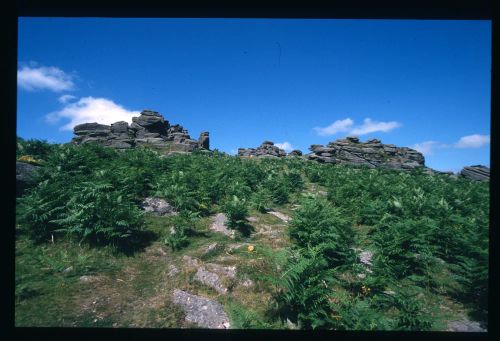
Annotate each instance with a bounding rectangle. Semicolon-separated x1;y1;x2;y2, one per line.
71;110;209;153
238;141;287;158
459;165;490;181
307;136;425;170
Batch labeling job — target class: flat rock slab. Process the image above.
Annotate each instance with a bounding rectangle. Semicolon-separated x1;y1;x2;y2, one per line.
209;213;235;238
194;267;228;294
267;210;290;223
172;289;231;329
447;319;486;332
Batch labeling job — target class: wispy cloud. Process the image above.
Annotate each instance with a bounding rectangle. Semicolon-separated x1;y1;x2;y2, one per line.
455;134;490;148
412;133;490;156
46;96;140;131
58;94;77;104
411;141;443;156
314;118;400;137
350;118;401;135
275;141;294;152
18;65;75;92
314;118;353;136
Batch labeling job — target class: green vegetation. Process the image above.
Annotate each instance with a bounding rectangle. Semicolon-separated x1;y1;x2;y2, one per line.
16;139;488;330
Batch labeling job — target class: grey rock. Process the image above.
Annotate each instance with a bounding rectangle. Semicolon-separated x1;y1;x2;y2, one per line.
73;122;111;136
202;243;219;256
172;289;231;329
194;267;228;294
238;141;287;158
16;161;41;195
167;265;179;278
141;197;177;216
71;109;210;153
307;137;425;171
198;131;210;150
460;165;490;181
209;213;235;238
447;319;486;332
110;121;129;134
288;149;302;156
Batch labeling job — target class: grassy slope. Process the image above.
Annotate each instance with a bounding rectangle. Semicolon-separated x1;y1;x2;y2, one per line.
15;176;476;329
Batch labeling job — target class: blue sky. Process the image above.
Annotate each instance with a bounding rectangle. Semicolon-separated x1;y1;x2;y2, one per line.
17;18;491;172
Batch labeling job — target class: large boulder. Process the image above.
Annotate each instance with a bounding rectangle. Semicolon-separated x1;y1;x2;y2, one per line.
73;123;111;136
460;165;490;181
16;161;41;196
198;131;210;150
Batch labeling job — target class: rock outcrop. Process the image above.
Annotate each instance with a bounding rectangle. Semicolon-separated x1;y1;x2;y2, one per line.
71;110;209;153
460;165;490;181
16;161;41;196
238;141;287;158
306;137;425;170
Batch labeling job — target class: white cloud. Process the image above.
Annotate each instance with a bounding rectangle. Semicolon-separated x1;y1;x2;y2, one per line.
275;142;294;152
349;118;401;136
314;118;353;136
455;134;490;148
58;94;77;104
18;65;75;92
314;117;400;137
411;141;441;156
47;96;140;131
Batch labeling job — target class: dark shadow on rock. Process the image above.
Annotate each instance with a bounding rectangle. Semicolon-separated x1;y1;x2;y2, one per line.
236;223;255;238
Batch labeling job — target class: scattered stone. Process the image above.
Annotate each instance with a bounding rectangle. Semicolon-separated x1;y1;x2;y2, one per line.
359;250;374;273
286;318;299;330
79;275;102;284
247;216;258;223
460;165;490;181
182;255;200;267
447;319;486;332
209;213;235;238
141;197;178;216
240;278;254;287
205;263;237;278
194;267;228;294
62;266;74;274
306;138;425;171
202;243;219;256
383;290;396;296
167;265;179;278
172;289;231;329
267;210;290;223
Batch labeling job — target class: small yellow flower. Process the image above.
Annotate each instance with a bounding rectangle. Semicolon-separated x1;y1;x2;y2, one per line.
247;245;255;252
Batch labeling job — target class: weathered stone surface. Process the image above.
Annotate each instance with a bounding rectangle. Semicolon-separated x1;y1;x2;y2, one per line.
194;267;228;294
16;161;41;196
288;149;303;156
267;210;290;223
198;131;210;150
141;197;177;216
460;165;490;181
172;289;231;329
73;123;111;136
71;110;209;153
209;213;235;238
447;319;486;332
238;141;287;158
306;138;425;171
